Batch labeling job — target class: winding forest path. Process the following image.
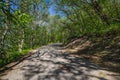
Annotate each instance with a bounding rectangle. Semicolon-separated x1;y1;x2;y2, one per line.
0;44;120;80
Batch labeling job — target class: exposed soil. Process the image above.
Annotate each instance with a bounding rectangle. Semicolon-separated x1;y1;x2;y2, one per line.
0;43;120;80
63;32;120;73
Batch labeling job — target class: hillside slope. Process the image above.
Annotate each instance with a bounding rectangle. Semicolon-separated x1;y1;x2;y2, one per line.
63;32;120;73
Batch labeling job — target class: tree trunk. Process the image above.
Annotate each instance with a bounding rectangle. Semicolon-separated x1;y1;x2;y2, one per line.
0;20;8;57
18;29;24;52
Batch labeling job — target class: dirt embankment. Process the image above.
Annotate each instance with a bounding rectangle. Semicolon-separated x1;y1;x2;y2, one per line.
63;32;120;73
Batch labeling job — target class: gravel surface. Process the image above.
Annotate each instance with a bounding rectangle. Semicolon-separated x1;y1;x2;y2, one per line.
0;44;120;80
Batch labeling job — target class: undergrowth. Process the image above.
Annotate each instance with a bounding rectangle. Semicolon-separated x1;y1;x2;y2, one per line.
0;49;31;68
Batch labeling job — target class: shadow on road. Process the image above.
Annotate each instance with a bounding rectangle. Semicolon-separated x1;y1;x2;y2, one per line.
20;53;112;80
0;44;119;80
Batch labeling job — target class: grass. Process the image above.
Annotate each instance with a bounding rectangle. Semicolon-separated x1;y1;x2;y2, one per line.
0;49;32;68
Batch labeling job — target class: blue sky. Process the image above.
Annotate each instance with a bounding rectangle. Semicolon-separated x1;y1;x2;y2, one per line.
10;0;56;15
48;5;57;15
9;0;65;16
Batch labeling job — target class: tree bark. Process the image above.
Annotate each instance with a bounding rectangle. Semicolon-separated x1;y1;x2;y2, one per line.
18;29;25;52
0;20;8;57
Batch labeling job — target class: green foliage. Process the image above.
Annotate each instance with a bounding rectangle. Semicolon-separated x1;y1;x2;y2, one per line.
14;10;32;26
56;0;120;38
0;49;31;68
0;2;6;8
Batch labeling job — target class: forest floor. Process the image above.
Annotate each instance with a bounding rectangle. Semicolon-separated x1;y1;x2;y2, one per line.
0;43;120;80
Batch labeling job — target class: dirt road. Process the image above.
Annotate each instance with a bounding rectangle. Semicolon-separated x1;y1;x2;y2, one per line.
0;44;120;80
